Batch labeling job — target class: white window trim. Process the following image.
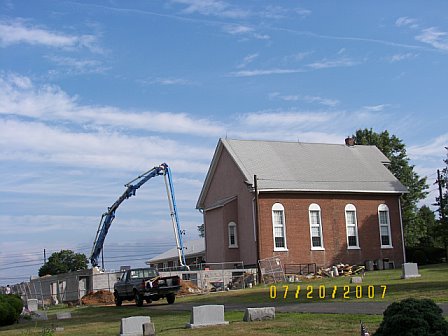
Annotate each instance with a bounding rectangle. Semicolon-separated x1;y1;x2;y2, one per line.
378;204;393;248
309;203;324;250
228;221;238;248
272;203;288;251
345;204;360;249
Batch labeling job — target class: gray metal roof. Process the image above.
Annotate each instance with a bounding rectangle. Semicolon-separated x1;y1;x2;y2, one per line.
196;139;408;209
221;138;407;194
146;239;205;264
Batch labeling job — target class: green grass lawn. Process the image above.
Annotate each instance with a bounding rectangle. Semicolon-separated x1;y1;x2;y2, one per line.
178;263;448;305
0;263;447;336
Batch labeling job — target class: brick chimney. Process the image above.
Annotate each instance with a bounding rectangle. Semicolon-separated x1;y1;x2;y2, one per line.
345;137;355;146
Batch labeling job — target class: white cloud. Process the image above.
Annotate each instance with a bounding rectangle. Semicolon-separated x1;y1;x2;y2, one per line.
395;17;419;28
237;53;259;68
222;24;270;40
46;55;107;74
228;68;304;77
416;27;448;51
408;134;448;159
270;92;339;107
0;74;224;137
239;111;334;127
173;0;248;18
388;53;418;62
138;77;193;86
307;58;358;69
0;19;100;52
362;104;390;112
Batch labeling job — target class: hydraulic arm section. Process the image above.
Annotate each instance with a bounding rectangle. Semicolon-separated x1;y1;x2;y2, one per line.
89;163;187;269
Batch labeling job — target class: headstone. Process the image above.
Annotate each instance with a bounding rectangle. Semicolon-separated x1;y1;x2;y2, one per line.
32;311;48;321
27;299;38;312
365;260;374;271
401;263;421;279
56;312;72;320
351;276;363;284
55;327;64;332
243;307;275;322
186;305;229;328
143;322;156;336
120;316;151;336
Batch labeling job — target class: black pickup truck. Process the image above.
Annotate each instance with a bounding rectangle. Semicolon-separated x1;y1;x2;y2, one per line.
113;267;181;306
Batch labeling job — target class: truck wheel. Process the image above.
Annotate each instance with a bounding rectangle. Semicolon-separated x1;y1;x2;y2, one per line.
134;291;144;307
114;291;122;307
166;293;175;305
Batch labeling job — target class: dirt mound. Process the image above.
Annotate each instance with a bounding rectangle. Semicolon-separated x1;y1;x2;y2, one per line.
81;290;114;305
179;280;201;295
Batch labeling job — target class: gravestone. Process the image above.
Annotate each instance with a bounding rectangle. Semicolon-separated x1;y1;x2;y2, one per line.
143;322;156;336
120;316;151;336
32;311;48;321
350;276;363;284
27;299;38;312
243;307;275;322
401;263;421;279
56;312;72;320
186;305;229;328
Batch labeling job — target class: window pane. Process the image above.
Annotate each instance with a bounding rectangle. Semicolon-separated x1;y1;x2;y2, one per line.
275;226;284;238
380;225;389;236
310;211;320;225
312;237;321;247
311;226;320;237
273;210;283;225
275;237;285;248
379;211;388;225
348;236;357;247
381;235;390;246
346;211;356;225
347;226;356;237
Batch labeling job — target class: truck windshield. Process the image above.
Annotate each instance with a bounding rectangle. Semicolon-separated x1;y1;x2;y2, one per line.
130;269;158;279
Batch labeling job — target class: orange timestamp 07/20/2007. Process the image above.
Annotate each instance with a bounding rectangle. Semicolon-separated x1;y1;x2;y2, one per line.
268;285;387;300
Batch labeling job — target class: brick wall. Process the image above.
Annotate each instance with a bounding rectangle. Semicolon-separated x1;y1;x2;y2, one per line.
258;193;404;268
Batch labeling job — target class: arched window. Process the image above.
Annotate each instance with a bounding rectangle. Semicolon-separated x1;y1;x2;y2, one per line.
345;204;359;248
378;204;392;248
309;203;324;250
272;203;287;250
228;222;238;248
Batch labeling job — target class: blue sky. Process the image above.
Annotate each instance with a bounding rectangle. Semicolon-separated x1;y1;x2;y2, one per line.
1;0;447;285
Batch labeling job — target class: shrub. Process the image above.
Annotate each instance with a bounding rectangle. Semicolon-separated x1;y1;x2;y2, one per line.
373;298;448;336
0;300;16;326
0;294;22;326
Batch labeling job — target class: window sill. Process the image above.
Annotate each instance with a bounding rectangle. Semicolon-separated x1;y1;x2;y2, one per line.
274;248;288;252
311;247;325;251
381;245;393;249
347;246;360;250
229;245;238;249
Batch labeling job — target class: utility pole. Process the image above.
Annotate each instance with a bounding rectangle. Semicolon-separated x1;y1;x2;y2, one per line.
43;249;46;264
254;175;262;284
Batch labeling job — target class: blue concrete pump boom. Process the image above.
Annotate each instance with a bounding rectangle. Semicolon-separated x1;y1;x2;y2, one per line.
89;163;187;269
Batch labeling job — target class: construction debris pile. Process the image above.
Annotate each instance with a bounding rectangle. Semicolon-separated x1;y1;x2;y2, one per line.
286;263;365;280
178;280;202;295
81;290;115;305
317;264;365;277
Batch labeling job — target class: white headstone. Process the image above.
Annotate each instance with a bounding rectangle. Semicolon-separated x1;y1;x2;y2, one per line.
351;276;363;284
401;263;421;279
56;312;72;320
243;307;275;322
186;305;229;328
120;316;151;336
27;299;38;312
143;322;156;336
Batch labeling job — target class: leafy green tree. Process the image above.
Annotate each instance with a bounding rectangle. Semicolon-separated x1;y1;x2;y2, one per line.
436;148;448;254
417;205;441;248
197;223;205;238
353;129;428;247
38;250;87;276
